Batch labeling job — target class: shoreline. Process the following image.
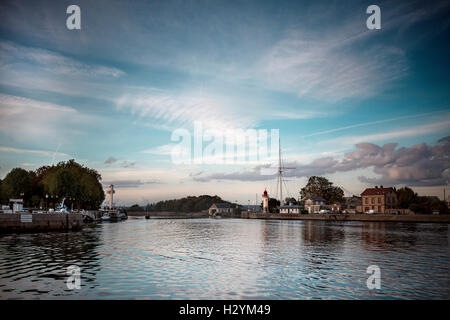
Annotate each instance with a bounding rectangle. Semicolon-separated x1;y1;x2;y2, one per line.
1;211;448;234
241;212;450;223
131;211;450;223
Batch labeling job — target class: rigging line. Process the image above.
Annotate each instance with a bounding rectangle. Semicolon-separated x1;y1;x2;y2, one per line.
51;142;62;166
283;178;291;201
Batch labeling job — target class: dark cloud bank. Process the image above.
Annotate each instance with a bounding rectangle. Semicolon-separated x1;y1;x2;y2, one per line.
193;136;450;187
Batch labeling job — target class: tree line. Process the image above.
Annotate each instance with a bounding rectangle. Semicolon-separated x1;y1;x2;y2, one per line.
0;160;105;209
127;195;232;213
396;186;447;214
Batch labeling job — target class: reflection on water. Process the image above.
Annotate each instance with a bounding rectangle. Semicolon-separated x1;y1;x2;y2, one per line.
0;218;449;299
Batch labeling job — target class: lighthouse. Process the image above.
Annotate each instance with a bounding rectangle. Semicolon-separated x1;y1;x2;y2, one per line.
262;189;269;213
106;184;115;210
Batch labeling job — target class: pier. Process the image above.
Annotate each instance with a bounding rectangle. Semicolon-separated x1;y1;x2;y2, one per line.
0;213;84;233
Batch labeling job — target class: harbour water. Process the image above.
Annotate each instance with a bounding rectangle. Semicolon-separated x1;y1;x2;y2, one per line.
0;218;449;299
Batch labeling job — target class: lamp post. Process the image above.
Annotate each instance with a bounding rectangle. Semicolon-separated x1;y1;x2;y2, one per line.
45;194;48;211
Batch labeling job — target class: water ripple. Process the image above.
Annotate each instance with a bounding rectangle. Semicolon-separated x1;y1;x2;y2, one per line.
0;219;449;299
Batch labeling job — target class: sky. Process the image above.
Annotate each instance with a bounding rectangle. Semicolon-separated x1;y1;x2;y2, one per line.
0;0;449;206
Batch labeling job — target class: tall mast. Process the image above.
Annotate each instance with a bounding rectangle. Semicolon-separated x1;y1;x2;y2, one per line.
277;137;295;206
279;137;282;205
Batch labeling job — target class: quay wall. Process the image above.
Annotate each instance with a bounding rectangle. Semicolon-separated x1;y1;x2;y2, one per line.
0;213;84;233
241;212;450;223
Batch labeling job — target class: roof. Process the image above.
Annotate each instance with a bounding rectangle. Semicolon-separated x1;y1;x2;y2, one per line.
241;205;261;209
361;187;395;196
279;205;303;209
213;203;232;208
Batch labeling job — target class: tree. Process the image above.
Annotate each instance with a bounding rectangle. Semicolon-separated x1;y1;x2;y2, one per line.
284;197;298;205
148;195;230;213
1;168;32;204
268;198;280;213
2;159;106;210
396;187;418;209
300;176;344;204
0;178;4;204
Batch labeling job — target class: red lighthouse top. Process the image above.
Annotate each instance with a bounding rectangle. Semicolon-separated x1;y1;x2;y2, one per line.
263;189;268;198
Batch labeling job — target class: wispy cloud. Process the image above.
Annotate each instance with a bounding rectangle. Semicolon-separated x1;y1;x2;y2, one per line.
256;31;408;102
0;146;69;157
325;118;450;146
0;41;124;78
117;92;260;131
0;93;98;144
102;179;161;188
302;110;450;138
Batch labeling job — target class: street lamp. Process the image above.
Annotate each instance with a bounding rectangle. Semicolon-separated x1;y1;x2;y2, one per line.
45;194;48;211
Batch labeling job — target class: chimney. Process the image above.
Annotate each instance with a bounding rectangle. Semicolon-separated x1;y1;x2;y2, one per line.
375;186;378;188
380;185;383;189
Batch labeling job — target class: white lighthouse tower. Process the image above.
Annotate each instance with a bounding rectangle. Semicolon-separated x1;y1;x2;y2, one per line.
262;189;269;213
106;184;115;210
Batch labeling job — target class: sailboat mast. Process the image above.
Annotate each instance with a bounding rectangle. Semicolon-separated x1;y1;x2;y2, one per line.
279;137;282;205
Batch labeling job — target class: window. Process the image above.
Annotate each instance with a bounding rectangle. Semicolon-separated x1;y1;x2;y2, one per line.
378;197;381;204
378;206;381;212
371;198;375;204
365;198;368;204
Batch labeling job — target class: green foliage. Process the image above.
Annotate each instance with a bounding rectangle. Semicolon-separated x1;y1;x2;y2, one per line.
300;176;344;204
396;187;418;209
0;159;105;209
1;168;32;203
268;198;280;213
284;197;298;205
396;187;448;214
411;196;448;214
131;195;231;213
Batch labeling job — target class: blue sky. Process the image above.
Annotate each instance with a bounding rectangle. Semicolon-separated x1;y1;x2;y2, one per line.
0;0;449;205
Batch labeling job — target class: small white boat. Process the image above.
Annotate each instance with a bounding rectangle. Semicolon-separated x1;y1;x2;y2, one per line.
101;213;111;221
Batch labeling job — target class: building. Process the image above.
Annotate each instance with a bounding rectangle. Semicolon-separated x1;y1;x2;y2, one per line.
330;202;344;212
241;205;261;213
279;204;303;214
304;196;325;214
361;186;397;213
208;203;233;216
344;196;362;213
